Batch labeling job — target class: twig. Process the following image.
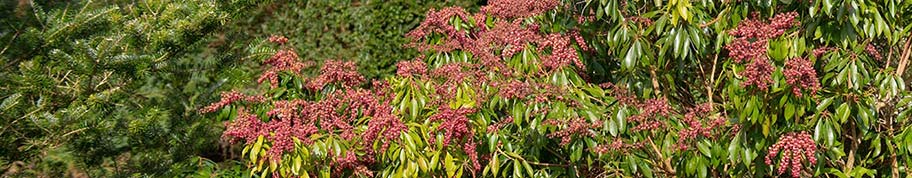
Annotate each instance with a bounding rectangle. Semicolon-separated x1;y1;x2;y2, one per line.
650;68;662;97
0;31;18;57
699;15;722;28
896;37;911;77
61;127;87;138
497;149;569;168
647;137;676;176
709;54;719;108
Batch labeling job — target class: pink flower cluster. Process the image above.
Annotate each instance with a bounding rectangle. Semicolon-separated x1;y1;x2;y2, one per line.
199;91;265;113
625;98;671;132
221;108;266;144
463;138;481;172
592;139;643;154
725;12;799;63
741;57;774;90
638;98;673;118
725;39;768;63
812;46;834;58
486;116;514;133
406;7;471;52
362;109;407;152
603;83;639;106
428;106;476;148
481;0;560;18
728;12;799;40
497;80;531;99
484;19;543;58
267;35;288;45
427;63;488;105
675;103;727;150
783;57;820;97
396;59;427;77
569;30;590;52
332;151;373;177
307;60;365;90
211;81;402;162
765;132;817;178
431;63;485;86
545;117;602;146
265;117;298;160
257;49;313;88
406;1;586;74
865;44;882;60
427;106;481;172
539;33;586;71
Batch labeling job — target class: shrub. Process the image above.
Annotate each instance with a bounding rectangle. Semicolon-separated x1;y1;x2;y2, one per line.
0;0;258;176
206;0;912;177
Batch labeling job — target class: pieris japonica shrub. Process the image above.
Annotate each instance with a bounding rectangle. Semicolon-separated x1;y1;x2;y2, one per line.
203;0;912;177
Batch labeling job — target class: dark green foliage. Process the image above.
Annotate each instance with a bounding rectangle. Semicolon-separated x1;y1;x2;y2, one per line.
225;0;483;79
0;0;255;176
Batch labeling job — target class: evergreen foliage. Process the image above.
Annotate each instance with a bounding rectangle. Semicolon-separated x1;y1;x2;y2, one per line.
0;0;257;176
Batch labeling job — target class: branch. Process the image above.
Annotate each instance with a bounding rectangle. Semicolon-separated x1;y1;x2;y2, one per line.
708;54;719;108
698;8;727;28
845;120;858;173
896;37;911;77
0;31;18;57
650;68;662;97
647;137;676;176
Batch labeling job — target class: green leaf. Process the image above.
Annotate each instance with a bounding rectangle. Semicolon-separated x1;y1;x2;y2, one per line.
513;105;523;126
490;154;499;177
673;28;683;57
837;103;850;123
616;108;627;134
624;41;639;70
728;135;741;163
522;161;533;177
513;161;522;178
741;148;755;168
686;155;696;175
430;152;440;171
571;144;582;162
251;135;264;163
817;96;834;112
293;155;302;174
697;140;712;158
411;97;419;120
445;153;456;178
608;117;618;137
785;102;795;120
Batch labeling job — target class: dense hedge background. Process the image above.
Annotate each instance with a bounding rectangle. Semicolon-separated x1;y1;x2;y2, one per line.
2;0;912;177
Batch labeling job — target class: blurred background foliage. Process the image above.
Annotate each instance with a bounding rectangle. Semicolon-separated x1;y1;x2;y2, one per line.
0;0;479;176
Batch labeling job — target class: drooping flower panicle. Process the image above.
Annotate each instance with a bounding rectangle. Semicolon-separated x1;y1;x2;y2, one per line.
765;132;817;178
199;91;265;113
783;57;820;97
545;117;602;146
741;57;774;90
